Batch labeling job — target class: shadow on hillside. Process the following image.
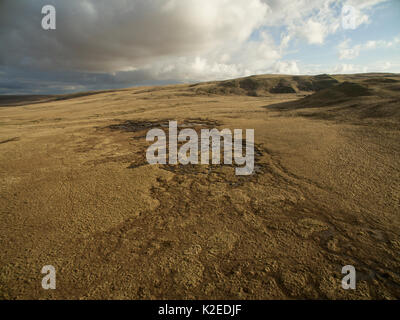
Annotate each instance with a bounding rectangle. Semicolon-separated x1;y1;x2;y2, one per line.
264;82;400;128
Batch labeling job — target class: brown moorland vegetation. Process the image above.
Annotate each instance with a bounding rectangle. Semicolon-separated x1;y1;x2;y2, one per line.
0;73;399;299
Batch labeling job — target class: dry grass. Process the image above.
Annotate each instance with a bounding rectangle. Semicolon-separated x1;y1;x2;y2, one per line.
0;73;399;299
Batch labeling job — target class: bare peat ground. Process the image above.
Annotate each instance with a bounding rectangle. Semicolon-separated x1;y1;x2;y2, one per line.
0;73;399;299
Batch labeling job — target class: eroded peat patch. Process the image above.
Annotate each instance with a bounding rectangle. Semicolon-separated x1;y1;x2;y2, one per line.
107;119;267;185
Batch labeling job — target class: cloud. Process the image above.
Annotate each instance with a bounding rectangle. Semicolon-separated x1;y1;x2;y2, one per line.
0;0;269;73
338;35;400;60
261;0;382;46
338;39;362;60
0;0;392;93
273;61;300;74
333;63;356;73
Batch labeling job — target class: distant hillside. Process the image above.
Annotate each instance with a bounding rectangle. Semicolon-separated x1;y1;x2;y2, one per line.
0;90;119;107
191;74;339;96
267;74;400;128
1;73;399;108
298;81;374;107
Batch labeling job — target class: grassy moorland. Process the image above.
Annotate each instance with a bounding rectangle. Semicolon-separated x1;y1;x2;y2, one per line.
0;73;399;299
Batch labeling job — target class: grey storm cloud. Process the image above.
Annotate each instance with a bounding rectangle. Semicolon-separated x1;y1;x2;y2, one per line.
0;0;270;93
0;0;267;72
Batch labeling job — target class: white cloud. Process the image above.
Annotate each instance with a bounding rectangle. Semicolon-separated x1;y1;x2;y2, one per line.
365;41;377;49
338;35;400;60
262;0;385;47
338;39;362;60
332;63;370;74
299;20;327;45
334;63;354;73
273;61;300;74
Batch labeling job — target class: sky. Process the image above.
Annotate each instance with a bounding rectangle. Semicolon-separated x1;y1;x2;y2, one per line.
0;0;399;94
